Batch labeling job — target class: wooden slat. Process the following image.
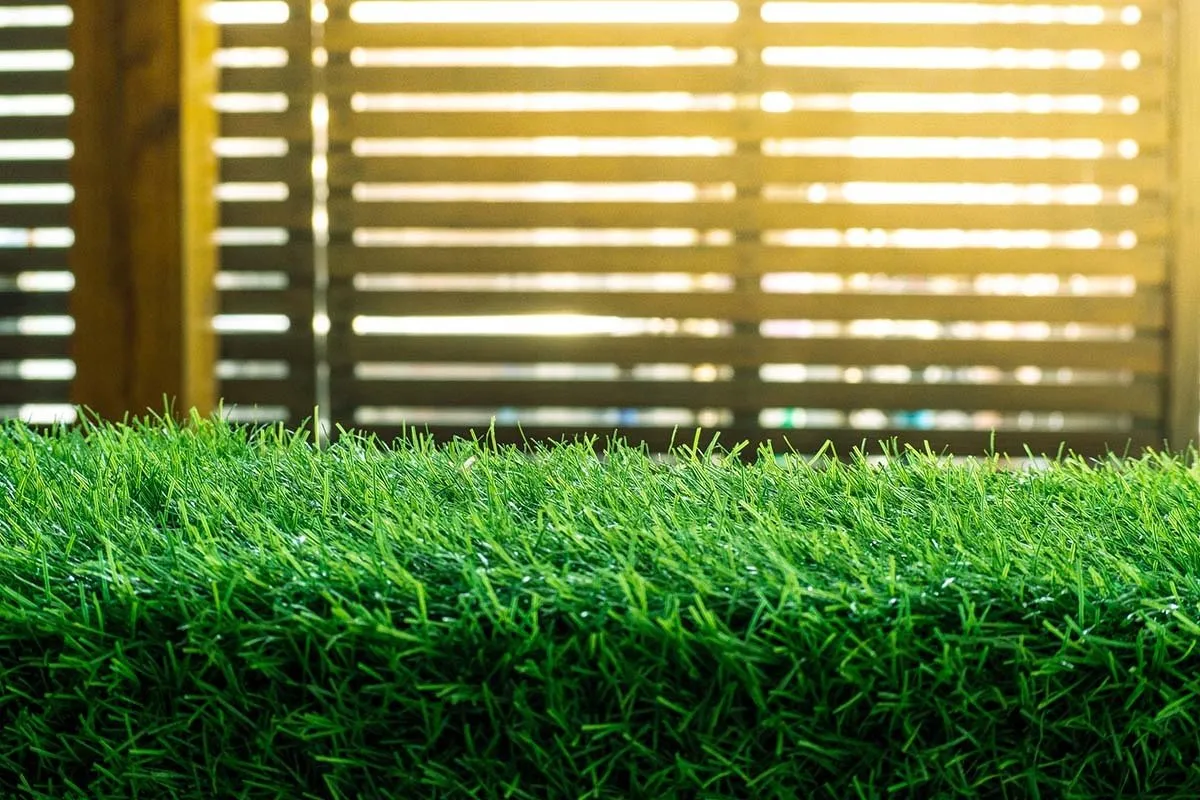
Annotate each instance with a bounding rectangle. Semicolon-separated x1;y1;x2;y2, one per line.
220;109;310;139
330;109;1168;145
0;334;69;359
219;21;313;49
1167;0;1200;450
0;291;68;316
219;288;313;316
0;72;67;95
221;332;313;362
219;242;314;274
0;248;68;274
0;203;71;228
330;198;1168;237
219;66;311;94
328;243;1167;281
0;379;70;404
218;155;312;184
0;27;69;50
328;64;1166;99
0;161;71;183
337;424;1163;462
220;378;309;407
335;288;1166;327
335;334;1165;374
0;115;68;139
325;15;1168;51
220;201;310;229
344;377;1161;416
328;153;1167;190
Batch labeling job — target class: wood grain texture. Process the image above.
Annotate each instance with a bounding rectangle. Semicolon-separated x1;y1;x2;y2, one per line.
68;0;218;420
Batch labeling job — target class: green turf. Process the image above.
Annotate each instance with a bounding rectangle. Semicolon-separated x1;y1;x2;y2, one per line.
1;413;1199;798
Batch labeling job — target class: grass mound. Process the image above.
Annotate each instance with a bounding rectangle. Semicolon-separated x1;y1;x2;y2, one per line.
1;415;1199;798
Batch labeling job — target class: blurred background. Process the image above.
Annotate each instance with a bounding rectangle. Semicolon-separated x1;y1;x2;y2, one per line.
1;0;1198;459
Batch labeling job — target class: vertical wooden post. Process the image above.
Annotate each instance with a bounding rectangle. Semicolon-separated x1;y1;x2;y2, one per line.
68;0;218;421
1167;0;1200;452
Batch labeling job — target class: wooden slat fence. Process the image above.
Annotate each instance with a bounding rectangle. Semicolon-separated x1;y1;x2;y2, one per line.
0;0;73;421
322;0;1188;457
214;0;316;425
5;0;1199;457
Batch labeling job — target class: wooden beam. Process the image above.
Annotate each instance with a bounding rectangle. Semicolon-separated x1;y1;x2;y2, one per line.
68;0;218;421
1167;0;1200;453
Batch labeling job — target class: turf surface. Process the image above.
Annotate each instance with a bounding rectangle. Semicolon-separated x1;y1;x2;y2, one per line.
0;415;1199;798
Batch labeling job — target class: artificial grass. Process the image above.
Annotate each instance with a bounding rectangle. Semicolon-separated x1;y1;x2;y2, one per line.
1;415;1199;799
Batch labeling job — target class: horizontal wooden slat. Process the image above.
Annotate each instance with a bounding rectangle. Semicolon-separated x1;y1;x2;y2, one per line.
0;27;69;50
336;288;1165;326
219;155;312;184
342;377;1161;416
0;379;70;404
329;64;1166;99
0;71;68;95
0;334;69;359
331;109;1167;145
219;242;315;274
325;13;1168;51
0;249;68;274
0;161;70;183
220;66;311;94
328;244;1166;281
219;21;312;49
0;291;68;316
0;115;68;139
220;109;310;139
220;378;310;407
330;198;1167;237
335;334;1165;374
0;203;71;228
335;424;1162;462
220;201;311;229
219;288;313;315
221;332;314;362
329;153;1167;189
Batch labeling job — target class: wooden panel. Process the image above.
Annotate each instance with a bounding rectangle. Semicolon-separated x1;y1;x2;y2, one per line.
331;109;1168;145
68;0;219;419
337;425;1163;462
344;378;1161;416
1167;0;1200;450
331;198;1168;237
329;244;1166;281
328;154;1168;190
336;334;1166;375
335;289;1166;327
